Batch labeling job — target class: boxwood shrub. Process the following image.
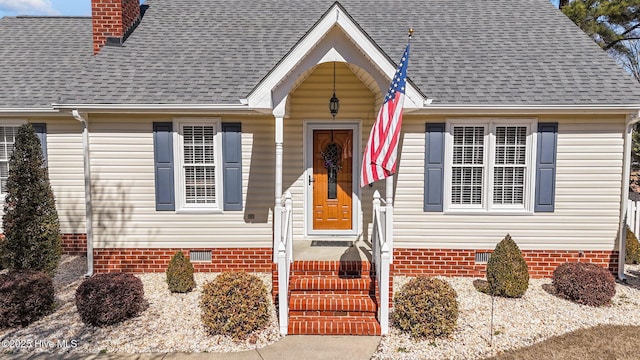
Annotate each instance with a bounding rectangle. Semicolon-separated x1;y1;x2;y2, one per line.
166;251;195;293
392;276;459;339
485;234;529;298
200;272;270;339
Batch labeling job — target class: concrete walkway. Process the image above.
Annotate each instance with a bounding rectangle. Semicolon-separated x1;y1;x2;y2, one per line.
1;336;381;360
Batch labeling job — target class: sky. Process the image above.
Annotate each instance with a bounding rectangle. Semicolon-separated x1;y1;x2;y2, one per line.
0;0;91;17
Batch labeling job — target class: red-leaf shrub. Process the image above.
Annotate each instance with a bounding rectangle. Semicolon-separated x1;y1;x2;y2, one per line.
553;262;616;306
75;273;146;326
0;270;54;328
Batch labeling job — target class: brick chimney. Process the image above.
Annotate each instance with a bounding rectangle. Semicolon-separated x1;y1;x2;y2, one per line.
92;0;141;54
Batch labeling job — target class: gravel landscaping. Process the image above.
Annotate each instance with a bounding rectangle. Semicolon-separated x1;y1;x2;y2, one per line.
0;255;281;354
373;265;640;360
2;256;640;358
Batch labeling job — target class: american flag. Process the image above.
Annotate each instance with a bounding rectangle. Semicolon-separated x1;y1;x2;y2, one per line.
361;43;410;187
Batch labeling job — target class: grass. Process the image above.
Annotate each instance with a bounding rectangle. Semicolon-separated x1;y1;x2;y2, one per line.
486;325;640;360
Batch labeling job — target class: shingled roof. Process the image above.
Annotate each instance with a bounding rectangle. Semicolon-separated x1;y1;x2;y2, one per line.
0;16;93;108
1;0;639;108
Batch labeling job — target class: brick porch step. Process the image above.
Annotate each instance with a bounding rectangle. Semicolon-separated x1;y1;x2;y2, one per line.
289;293;377;313
288;316;381;336
291;260;372;276
289;276;373;293
287;260;380;336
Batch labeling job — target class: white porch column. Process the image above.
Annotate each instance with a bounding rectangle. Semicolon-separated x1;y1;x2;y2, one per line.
273;101;286;262
385;175;394;264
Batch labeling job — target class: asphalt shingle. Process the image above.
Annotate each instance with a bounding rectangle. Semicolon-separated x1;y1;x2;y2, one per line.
0;16;93;108
1;0;639;107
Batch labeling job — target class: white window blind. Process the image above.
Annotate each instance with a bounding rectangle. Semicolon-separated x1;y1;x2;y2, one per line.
446;119;534;213
451;126;485;205
0;126;18;193
493;126;527;205
182;125;216;204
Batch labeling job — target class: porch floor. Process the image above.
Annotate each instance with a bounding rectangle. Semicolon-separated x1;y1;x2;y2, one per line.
293;237;372;261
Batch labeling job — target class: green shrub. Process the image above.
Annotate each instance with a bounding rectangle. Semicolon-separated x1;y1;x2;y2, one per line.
0;124;61;275
166;251;195;293
486;234;529;298
625;226;640;264
553;262;616;306
200;272;270;339
392;277;459;339
0;270;54;328
75;273;146;326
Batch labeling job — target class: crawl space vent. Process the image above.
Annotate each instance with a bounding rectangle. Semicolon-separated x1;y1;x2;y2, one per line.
475;252;491;263
189;250;212;262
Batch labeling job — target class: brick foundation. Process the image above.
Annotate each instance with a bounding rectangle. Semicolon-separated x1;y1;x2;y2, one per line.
93;248;273;273
61;233;88;255
392;248;619;279
0;233;88;256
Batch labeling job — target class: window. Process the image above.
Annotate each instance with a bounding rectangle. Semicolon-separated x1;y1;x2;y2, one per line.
0;126;19;194
451;126;485;205
445;119;535;212
174;120;222;211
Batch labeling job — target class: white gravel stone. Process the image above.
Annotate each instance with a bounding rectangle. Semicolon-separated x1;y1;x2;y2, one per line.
372;266;640;359
3;256;640;358
0;255;281;354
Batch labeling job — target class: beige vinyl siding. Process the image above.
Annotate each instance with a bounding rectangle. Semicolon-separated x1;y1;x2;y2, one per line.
281;63;625;251
286;62;384;239
26;64;623;253
0;117;86;233
394;115;625;251
88;114;274;248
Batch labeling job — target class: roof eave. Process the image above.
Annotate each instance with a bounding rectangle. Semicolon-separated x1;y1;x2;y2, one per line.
409;103;640;115
51;103;262;115
0;107;65;116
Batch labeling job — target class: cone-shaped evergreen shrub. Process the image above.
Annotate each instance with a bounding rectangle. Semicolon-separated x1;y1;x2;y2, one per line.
625;226;640;264
392;277;459;339
0;124;61;275
166;251;195;293
200;272;270;339
486;234;529;298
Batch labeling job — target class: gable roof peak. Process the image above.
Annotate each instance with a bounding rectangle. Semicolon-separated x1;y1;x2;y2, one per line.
246;1;426;112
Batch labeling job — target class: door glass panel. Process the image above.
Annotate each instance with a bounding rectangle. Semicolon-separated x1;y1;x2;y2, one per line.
322;142;342;200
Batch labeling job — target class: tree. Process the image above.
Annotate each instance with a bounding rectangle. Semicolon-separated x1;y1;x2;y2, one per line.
561;1;640;51
0;124;61;275
559;1;640;77
558;1;640;185
614;39;640;83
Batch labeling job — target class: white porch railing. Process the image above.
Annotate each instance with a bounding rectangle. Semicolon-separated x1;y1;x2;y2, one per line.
372;190;391;335
277;191;293;335
628;199;640;236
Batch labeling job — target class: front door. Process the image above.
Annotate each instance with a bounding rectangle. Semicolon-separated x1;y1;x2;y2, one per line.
312;129;353;230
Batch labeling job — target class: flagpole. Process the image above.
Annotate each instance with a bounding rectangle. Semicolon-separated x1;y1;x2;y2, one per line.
385;28;412;264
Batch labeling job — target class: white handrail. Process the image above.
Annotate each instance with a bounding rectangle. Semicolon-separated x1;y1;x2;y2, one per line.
277;191;293;335
372;190;390;335
628;199;640;237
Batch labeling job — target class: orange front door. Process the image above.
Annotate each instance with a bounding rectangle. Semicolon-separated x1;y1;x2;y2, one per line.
312;129;353;230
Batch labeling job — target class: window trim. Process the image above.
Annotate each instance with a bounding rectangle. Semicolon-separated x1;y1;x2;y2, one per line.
444;118;537;214
172;117;223;213
0;120;27;196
